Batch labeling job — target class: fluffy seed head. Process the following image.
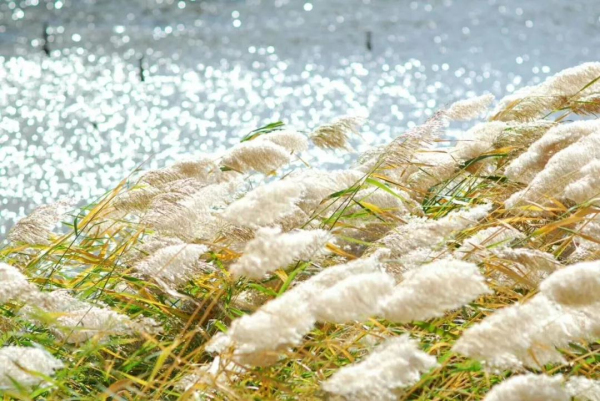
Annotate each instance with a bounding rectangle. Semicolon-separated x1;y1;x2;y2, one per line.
310;114;366;150
311;272;395;323
540;261;600;306
381;259;491;322
222;140;291;174
133;243;210;286
566;376;600;401
446;93;495;121
322;335;438;401
0;262;36;304
564;159;600;204
24;290;140;344
8;198;73;245
0;346;63;390
230;227;332;279
380;203;492;258
482;374;568;401
221;177;308;228
505;120;600;184
453;294;595;371
258;129;309;153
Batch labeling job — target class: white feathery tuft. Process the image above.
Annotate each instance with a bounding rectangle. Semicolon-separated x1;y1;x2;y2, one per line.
258;129;309;153
221;140;291;174
564;159;600;204
206;288;316;365
381;203;491;258
566;376;600;401
23;290;149;344
145;180;240;237
505;120;600;184
310;114;366;150
0;346;64;390
133;243;210;286
0;262;37;304
207;251;388;364
540;261;600;307
490;247;560;285
230;227;332;279
381;259;491;322
8;198;74;245
446;93;495;121
311;271;395;323
482;374;569;401
456;225;524;261
452;292;598;371
322;335;438;401
452;121;510;162
505;130;600;209
222;179;306;228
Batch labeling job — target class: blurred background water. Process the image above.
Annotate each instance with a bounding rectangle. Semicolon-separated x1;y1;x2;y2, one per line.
1;0;599;236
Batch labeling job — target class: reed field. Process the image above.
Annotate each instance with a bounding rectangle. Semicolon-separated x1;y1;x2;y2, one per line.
2;62;600;400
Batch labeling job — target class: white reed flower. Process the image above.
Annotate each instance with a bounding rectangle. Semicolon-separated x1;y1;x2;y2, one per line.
505;131;600;208
566;376;600;401
380;203;491;258
322;335;438;401
564;159;600;204
291;169;367;215
505;120;600;184
483;374;569;401
208;288;316;365
407;149;458;194
493;63;600;121
569;215;600;262
381;259;491;322
145;180;240;237
494;120;556;149
310;114;366;150
544;62;600;95
222;140;291;174
491;84;537;118
207;251;388;365
453;294;595;371
446;93;495;121
139;169;183;189
490;247;560;285
8;198;73;245
171;156;221;182
0;262;37;304
160;178;216;198
540;261;600;307
396;247;439;272
304;249;389;290
119;158;228;214
351;188;410;216
24;290;139;344
0;346;63;390
139;156;219;189
456;225;524;261
230;227;332;279
222;179;305;228
311;272;395;323
113;185;161;212
366;112;448;179
134;244;210;286
124;235;185;265
258;129;308;153
452;121;510;162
